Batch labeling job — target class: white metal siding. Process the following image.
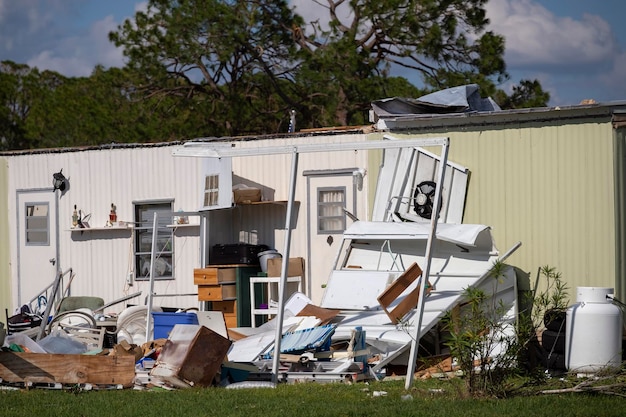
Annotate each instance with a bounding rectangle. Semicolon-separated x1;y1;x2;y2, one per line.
7;145;204;311
5;133;370;313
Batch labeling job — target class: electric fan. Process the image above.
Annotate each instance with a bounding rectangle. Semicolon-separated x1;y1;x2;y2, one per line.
413;181;437;219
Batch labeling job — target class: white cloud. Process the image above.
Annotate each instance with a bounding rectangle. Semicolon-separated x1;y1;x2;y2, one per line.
26;14;125;77
486;0;618;71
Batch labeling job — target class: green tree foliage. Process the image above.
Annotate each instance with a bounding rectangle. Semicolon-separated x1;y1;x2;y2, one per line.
494;79;551;109
293;0;508;125
0;61;39;150
0;1;550;149
109;0;304;136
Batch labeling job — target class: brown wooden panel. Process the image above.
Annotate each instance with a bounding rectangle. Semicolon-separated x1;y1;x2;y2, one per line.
223;315;238;329
377;262;433;323
0;352;135;387
377;262;422;307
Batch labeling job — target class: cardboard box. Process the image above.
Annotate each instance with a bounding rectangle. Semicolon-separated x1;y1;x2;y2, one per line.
233;187;261;204
267;257;305;278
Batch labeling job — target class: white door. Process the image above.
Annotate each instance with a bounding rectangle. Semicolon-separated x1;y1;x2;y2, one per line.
306;172;357;305
16;190;58;308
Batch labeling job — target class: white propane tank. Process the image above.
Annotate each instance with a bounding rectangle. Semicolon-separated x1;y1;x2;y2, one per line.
565;287;623;373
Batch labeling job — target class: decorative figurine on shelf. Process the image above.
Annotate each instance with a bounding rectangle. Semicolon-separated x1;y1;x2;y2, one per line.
108;203;117;226
72;205;79;228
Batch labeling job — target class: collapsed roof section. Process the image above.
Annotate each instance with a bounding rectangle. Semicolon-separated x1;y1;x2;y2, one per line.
371;84;501;119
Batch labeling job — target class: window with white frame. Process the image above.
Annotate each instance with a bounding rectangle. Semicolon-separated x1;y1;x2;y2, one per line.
25;203;49;245
203;174;220;207
134;202;174;280
317;187;346;234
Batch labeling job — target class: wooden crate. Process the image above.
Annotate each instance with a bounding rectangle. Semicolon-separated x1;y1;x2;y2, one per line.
197;284;237;301
194;267;236;285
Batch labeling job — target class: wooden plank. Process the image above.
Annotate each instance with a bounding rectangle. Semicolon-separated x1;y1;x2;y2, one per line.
385;285;422;323
377;262;422;306
0;352;135;387
377;262;433;323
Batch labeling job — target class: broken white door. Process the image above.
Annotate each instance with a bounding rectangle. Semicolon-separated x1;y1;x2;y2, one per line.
16;190;58;308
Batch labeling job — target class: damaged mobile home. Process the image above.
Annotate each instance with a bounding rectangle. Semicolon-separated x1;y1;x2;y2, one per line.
2;85;626;387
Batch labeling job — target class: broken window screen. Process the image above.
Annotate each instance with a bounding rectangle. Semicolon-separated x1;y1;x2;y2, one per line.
134;202;174;280
25;203;49;245
203;174;219;207
317;187;346;234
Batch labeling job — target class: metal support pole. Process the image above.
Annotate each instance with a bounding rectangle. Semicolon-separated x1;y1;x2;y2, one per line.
145;212;158;342
405;140;449;389
271;149;299;384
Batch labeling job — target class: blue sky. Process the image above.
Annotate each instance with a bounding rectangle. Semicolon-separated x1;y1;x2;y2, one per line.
0;0;624;107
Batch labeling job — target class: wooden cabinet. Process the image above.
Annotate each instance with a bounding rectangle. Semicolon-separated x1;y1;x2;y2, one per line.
194;264;261;327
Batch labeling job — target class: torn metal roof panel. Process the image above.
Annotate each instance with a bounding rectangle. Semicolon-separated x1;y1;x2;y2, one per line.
371;84;501;118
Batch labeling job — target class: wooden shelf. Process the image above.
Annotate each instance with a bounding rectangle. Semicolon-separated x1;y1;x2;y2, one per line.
166;223;200;228
68;225;133;232
235;200;294;206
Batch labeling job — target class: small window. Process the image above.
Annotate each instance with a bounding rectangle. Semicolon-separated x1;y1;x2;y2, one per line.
25;203;49;245
317;187;346;234
134;202;174;281
203;174;220;207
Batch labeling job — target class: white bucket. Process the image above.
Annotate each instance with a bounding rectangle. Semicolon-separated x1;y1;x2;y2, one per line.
258;250;281;273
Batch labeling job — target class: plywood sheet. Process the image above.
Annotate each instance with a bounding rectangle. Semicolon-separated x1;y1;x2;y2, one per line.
0;352;135;387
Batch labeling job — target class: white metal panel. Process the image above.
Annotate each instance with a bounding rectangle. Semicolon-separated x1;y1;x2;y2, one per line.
320;222;500;311
372;146;469;223
199;156;232;210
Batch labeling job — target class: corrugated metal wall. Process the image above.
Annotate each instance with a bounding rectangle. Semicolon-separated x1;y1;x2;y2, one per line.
390;119;617;301
6;145;205;311
4;133;370;313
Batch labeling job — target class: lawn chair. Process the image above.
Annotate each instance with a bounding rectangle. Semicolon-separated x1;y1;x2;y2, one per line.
45;296;106;350
55;296;105;314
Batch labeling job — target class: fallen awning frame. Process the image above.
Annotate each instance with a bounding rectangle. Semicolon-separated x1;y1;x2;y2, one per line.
173;135;450;388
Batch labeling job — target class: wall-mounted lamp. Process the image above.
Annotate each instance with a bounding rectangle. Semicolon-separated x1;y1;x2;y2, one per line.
52;170;68;192
352;168;366;191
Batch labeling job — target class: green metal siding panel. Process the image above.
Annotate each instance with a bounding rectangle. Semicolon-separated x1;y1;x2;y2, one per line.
387;121;616;303
613;127;626;305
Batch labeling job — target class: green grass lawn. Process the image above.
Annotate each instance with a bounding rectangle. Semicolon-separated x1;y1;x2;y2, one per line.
1;377;625;417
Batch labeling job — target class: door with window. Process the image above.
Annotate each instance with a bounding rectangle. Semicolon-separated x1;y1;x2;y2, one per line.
306;172;357;304
16;190;57;307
